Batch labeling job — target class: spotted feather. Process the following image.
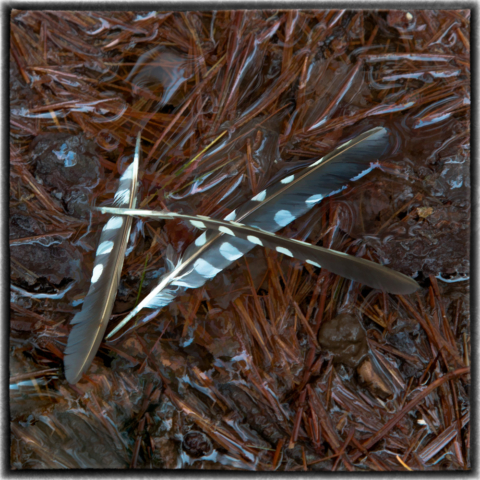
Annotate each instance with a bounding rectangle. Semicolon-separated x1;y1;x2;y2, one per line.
63;133;141;384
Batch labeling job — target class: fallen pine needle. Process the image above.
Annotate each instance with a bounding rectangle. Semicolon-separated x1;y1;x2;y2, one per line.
397;455;413;471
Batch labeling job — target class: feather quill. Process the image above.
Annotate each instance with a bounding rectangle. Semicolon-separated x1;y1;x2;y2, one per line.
100;207;420;295
105;126;391;338
63;133;141;383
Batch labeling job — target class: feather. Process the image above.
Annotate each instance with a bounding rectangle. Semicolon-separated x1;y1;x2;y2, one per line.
63;133;141;383
100;206;420;295
104;127;391;338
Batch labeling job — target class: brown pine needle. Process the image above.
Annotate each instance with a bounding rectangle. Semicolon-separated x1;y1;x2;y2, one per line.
135;254;150;308
396;455;413;471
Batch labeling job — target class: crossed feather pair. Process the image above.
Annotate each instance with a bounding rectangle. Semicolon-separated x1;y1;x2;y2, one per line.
64;127;420;384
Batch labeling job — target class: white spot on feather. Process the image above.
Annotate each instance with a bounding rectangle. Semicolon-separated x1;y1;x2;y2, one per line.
247;235;263;246
121;164;133;180
306;194;324;204
219;242;243;261
96;240;114;256
219;226;235;236
104;216;123;230
281;175;294;184
306;259;321;268
193;258;222;278
91;264;104;283
274;210;295;227
276;246;293;257
252;190;266;202
114;188;131;204
224;210;236;221
309;157;325;167
194;232;207;247
190;220;206;229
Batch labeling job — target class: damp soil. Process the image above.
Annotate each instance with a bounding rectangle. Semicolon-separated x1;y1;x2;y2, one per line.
10;9;470;472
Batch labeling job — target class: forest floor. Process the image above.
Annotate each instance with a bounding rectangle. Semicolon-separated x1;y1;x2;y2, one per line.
10;9;470;471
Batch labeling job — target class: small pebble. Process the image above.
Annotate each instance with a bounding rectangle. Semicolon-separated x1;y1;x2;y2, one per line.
182;431;213;458
318;313;368;368
417;206;433;218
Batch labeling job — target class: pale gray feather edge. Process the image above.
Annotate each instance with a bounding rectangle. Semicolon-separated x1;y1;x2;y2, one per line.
100;206;421;296
63;133;141;383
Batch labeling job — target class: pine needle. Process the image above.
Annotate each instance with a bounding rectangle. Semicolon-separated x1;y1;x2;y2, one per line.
396;455;413;471
135;253;150;308
175;129;227;177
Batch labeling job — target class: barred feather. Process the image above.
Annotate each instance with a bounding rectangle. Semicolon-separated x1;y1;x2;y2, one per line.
63;133;141;383
100;207;420;295
103;127;391;339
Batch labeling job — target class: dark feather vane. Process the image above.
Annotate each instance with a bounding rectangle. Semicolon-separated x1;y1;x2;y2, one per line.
104;127;392;338
63;133;141;383
100;206;420;295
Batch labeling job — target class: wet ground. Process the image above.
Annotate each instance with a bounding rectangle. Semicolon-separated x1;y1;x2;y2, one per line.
10;9;470;471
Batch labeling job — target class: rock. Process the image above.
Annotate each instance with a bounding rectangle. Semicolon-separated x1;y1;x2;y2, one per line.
31;133;102;194
10;207;84;288
417;206;434;218
317;313;368;368
182;431;213;458
11;242;83;288
64;190;91;219
357;357;393;400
